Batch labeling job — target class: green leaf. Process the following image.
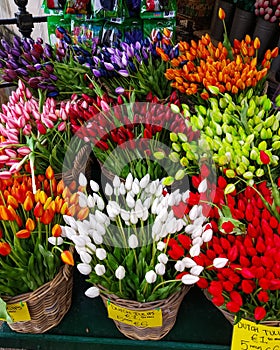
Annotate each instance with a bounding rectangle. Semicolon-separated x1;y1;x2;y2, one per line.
0;298;13;323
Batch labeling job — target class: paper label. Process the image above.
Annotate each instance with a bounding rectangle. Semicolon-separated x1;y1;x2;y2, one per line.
6;302;31;322
231;318;280;350
107;301;162;328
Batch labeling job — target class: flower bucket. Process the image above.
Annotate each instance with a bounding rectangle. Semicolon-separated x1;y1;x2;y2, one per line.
229;8;256;43
2;263;73;333
99;285;191;340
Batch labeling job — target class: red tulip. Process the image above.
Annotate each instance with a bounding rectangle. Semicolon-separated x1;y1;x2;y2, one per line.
0;242;11;256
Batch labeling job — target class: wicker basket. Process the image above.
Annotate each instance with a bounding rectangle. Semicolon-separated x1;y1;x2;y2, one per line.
99;285;191;340
203;290;280;327
2;262;73;333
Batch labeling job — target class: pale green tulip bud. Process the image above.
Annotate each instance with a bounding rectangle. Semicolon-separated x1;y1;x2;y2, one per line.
172;142;181;152
175;169;185;180
272;118;279;131
254;123;263;133
169;152;180;162
256;168;264;177
241;156;250;167
264;115;275;128
225;169;236;178
208;85;220;95
258;141;267;150
182;142;190;152
180;157;189;167
170;104;180;114
225;133;233;143
154;151;165;160
218;155;228;166
246;134;255;144
224;183;235;195
260;128;268;140
243;171;254;180
236;165;246;175
183;108;191;118
170;132;178;142
263;98;272;111
178;133;188;142
250;148;259;160
272;140;280;150
219;97;228;109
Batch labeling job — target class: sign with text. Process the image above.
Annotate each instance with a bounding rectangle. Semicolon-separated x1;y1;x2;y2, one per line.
231;318;280;350
6;302;31;322
107;301;162;328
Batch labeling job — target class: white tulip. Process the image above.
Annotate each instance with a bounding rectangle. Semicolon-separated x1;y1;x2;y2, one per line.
167;194;175;206
107;201;121;217
79;173;88;187
95;210;108;224
87;195;96;208
158;208;168;222
157;242;166;251
149;182;157;194
157;253;168;264
63;226;77;240
193;216;206;227
125;173;133;191
189;205;199;221
130;211;138;225
105;183;113;196
182;274;199;285
185;224;195;234
142;207;149;221
85;286;100;298
75;246;86;255
182;190;190;202
165;218;177;234
119;182;126;195
192;237;203;246
126;193;135;208
202;229;213;242
213;258;229;269
96;248;107;260
155;263;166;276
86;242;96;253
145;270;157;283
48;236;64;246
132;181;140;195
191;226;203;238
189;243;201;257
90;230;103;245
63;215;78;230
77;263;92;275
113;175;121;188
120;209;130;221
71;235;86;247
90;180;99;192
97;196;105;210
139;174;150;188
152;219;162;239
115;265;125;280
198;178;207;193
94;264;106;276
182;257;197;268
151;197;159;214
128;234;138;248
175;260;185;272
190;265;204;276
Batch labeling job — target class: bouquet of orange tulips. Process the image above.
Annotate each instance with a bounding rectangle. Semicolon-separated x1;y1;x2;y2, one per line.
0;166;77;301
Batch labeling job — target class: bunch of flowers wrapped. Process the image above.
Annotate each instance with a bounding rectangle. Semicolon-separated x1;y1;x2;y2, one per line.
0;80;83;179
254;0;280;22
0;167;77;305
60;170;217;302
163;9;278;104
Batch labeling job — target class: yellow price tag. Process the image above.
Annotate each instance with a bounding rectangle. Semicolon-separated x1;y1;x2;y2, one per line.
231;318;280;350
107;301;162;328
6;302;31;322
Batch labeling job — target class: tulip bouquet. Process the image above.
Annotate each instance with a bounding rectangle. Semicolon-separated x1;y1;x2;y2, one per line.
193;172;280;323
71;92;197;182
60;169;217;302
164;9;278;105
0;167;78;323
0;80;83;180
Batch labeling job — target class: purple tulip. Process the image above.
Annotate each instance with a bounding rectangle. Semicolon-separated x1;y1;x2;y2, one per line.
93;56;100;65
11;48;21;57
115;87;125;94
104;62;115;71
92;68;101;77
135;41;141;51
0;48;7;59
44;44;53;58
5;69;17;79
22;39;31;52
1;39;11;53
118;69;129;77
16;68;29;76
28;77;41;88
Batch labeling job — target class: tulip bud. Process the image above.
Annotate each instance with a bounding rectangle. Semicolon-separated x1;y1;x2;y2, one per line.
157;253;168;264
61;250;74;265
145;270;157;283
115;265;125;280
96;248;107;260
94;264;106;276
48;236;64;245
85;286;100;298
182;274;199;285
175;260;185;272
90;180;100;192
155;262;166;275
26;218;36;231
0;242;11;256
77;263;92;275
128;234;138;249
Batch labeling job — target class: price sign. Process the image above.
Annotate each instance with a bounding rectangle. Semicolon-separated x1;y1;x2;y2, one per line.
231;318;280;350
6;302;31;322
107;301;162;328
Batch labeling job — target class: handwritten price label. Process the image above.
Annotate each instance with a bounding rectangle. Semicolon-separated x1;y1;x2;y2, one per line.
6;302;31;322
231;318;280;350
107;301;162;328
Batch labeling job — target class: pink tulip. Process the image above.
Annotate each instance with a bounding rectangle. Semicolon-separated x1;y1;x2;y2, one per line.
5;149;17;158
17;146;31;156
0;155;10;163
58;121;66;132
0;171;12;179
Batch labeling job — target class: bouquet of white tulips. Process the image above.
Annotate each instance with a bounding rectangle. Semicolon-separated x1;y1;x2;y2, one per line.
60;171;216;302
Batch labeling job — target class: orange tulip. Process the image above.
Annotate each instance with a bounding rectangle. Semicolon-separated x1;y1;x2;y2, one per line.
218;8;225;20
0;205;14;220
60;202;69;215
163;27;171;38
34;201;44;218
40;208;55;225
7;205;23;227
26;218;36;231
23;195;34;211
43;197;53;210
271;46;279;58
77;207;90;221
16;229;31;239
253;37;260;50
52;224;62;237
7;195;19;209
45;166;54;180
0;242;11;256
39;190;48;205
61;250;74;266
57;180;65;194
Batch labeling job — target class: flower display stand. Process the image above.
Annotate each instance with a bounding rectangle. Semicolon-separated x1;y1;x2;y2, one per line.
0;270;232;350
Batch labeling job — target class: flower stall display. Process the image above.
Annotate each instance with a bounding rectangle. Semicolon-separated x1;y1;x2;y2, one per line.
60;169;217;339
254;0;280;22
0;167;80;333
